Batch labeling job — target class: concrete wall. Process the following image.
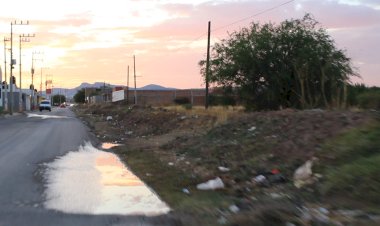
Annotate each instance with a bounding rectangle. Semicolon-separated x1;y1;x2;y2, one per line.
112;89;206;106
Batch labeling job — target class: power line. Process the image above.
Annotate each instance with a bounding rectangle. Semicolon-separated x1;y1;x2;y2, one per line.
191;0;295;42
212;0;295;32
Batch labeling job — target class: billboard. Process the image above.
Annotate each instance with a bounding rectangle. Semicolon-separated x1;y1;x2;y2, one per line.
112;90;125;102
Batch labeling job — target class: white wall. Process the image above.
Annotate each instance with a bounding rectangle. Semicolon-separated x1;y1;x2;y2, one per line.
112;90;125;102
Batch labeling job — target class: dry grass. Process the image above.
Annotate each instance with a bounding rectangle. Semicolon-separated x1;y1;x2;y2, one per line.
160;105;245;125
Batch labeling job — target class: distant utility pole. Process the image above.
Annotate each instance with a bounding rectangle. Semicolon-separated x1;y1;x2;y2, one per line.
205;21;211;109
31;51;43;110
133;55;137;105
9;20;29;115
19;33;35;111
3;37;10;111
127;65;129;104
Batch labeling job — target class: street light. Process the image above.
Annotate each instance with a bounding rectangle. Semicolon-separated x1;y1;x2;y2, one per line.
9;20;29;115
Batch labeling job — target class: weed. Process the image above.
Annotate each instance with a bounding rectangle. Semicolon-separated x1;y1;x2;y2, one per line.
319;117;380;208
322;154;380;204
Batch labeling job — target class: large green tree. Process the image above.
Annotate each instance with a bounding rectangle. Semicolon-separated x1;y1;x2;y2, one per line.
73;88;85;103
200;14;356;110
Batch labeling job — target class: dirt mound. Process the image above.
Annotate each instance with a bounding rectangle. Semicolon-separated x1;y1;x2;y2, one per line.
74;104;377;226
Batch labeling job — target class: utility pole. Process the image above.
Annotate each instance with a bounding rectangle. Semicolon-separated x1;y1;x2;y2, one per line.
9;20;29;115
3;37;10;111
19;34;34;111
31;51;42;110
127;65;129;104
205;21;211;109
133;55;137;105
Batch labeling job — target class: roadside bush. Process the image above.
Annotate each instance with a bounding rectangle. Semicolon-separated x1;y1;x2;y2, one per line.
209;94;236;106
357;90;380;109
181;103;193;110
174;97;190;105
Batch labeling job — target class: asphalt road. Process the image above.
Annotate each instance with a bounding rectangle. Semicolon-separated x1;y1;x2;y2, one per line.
0;108;170;226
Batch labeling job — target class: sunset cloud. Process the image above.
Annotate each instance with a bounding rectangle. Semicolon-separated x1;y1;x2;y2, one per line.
0;0;379;89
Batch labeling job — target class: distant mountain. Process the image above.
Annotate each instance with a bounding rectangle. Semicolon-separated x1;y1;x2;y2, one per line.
49;83;176;99
18;82;185;100
138;84;176;90
75;82;124;90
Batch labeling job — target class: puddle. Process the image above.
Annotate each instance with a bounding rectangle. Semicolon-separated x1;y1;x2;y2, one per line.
44;143;170;216
101;142;124;149
27;113;69;119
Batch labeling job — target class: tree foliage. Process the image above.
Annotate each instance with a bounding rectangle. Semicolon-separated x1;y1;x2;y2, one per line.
74;88;85;103
52;94;66;105
200;14;356;110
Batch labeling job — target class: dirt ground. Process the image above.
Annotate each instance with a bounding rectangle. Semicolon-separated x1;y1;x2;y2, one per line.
74;104;379;226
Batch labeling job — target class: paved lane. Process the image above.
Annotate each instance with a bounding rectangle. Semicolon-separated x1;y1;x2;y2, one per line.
0;108;170;226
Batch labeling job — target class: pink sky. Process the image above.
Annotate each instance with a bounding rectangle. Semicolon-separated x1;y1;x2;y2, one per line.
0;0;379;89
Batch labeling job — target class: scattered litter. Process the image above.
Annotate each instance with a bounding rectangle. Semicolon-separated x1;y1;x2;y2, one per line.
271;168;280;174
217;216;227;225
253;169;287;186
229;204;240;213
293;157;318;188
254;175;266;183
180;116;187;120
269;193;283;199
182;188;190;195
250;196;258;201
319;207;329;215
218;166;230;172
125;130;133;135
106;116;113;121
168;162;174;166
267;173;286;184
311;207;330;223
248;126;256;132
197;177;225;190
285;222;296;226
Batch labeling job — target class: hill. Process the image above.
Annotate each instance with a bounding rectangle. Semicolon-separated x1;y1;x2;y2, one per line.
49;83;175;99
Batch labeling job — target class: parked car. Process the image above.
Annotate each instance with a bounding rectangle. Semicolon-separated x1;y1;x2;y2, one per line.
39;100;52;112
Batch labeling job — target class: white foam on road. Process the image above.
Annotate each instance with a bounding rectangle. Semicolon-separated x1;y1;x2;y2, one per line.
44;143;170;216
27;113;69;119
